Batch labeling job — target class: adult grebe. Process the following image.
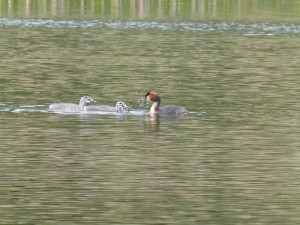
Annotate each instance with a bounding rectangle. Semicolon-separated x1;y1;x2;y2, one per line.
140;91;189;115
85;101;131;113
49;96;95;112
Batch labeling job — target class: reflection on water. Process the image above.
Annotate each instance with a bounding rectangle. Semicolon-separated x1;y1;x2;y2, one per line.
1;1;300;224
1;0;300;21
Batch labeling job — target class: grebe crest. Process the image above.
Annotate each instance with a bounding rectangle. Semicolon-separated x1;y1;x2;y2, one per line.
145;91;160;103
49;96;95;112
140;91;188;115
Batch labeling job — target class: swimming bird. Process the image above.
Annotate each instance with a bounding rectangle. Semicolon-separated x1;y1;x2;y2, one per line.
85;101;131;113
49;96;95;112
139;91;189;115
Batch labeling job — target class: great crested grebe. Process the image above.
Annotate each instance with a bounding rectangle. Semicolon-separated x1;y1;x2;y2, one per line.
84;101;131;113
49;96;95;112
140;91;189;115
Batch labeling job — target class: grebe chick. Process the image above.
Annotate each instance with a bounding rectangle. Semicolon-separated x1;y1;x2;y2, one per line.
49;96;95;112
85;101;131;113
140;91;189;115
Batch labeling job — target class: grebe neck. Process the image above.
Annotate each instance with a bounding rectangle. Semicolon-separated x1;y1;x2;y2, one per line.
150;96;160;113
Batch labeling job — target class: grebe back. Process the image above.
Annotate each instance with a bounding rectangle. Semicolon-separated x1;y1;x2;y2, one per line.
49;96;95;112
85;101;131;112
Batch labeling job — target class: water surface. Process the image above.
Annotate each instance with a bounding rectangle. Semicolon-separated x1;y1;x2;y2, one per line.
0;1;300;224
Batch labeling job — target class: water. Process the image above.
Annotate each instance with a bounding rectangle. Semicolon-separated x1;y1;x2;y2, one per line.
1;1;300;224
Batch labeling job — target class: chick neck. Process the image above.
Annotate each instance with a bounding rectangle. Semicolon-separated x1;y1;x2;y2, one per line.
79;101;86;110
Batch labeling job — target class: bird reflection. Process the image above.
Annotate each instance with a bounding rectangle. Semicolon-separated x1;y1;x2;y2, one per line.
144;113;160;132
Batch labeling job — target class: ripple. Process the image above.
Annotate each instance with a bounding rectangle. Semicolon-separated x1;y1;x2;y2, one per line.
0;18;299;35
0;105;147;116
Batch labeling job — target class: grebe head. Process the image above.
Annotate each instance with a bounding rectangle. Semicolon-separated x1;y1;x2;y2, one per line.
116;101;131;112
79;96;96;107
139;91;160;106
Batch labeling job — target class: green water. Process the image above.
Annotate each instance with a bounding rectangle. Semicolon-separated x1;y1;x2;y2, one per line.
0;1;300;224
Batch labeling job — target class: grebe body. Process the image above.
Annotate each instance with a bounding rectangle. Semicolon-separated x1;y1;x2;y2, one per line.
140;91;188;115
49;96;95;112
85;101;131;113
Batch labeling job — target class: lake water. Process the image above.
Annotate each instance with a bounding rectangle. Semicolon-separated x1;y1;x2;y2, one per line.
0;1;300;224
